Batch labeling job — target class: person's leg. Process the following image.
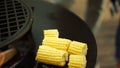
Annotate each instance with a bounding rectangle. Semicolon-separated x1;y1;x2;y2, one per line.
116;22;120;68
85;0;102;29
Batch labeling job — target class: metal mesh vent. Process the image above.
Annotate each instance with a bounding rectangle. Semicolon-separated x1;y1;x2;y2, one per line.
0;0;28;42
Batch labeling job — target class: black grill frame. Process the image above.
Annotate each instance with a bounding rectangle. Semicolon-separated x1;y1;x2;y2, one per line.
0;0;33;48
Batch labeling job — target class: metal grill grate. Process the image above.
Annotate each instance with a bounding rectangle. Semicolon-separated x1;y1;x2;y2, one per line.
0;0;29;42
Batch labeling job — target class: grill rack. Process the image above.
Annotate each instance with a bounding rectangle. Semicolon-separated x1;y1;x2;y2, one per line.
0;0;32;48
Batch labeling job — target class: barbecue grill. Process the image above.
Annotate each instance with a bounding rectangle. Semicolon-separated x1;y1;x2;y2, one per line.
0;0;34;67
0;0;97;68
0;0;32;48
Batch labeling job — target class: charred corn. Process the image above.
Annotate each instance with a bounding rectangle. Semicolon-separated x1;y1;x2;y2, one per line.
42;37;71;51
44;29;59;38
68;41;88;55
68;55;87;68
35;45;67;66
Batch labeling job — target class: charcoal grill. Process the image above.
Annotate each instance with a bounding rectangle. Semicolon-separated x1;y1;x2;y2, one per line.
0;0;97;68
0;0;32;48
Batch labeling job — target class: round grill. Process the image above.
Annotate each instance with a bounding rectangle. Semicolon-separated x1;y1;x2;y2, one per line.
0;0;32;48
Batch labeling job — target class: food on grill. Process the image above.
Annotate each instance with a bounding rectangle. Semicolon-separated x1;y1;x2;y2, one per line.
42;37;71;51
68;41;88;55
44;29;59;38
68;55;87;68
36;29;88;67
35;46;67;66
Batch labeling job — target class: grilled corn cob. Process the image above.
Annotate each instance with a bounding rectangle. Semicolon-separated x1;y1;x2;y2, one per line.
44;29;59;38
68;55;87;68
35;45;67;66
68;41;88;55
42;37;71;51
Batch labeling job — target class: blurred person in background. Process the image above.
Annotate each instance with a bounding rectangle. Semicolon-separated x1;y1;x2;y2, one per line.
116;13;120;68
116;20;120;68
110;0;120;67
111;0;120;68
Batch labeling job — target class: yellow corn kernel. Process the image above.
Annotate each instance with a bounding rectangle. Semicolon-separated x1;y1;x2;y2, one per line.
44;29;59;38
68;41;88;55
42;37;71;51
36;46;67;66
68;55;87;68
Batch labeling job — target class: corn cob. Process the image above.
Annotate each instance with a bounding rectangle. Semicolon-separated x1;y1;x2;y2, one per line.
35;45;67;66
68;41;88;55
44;29;59;38
68;55;87;68
42;37;71;51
